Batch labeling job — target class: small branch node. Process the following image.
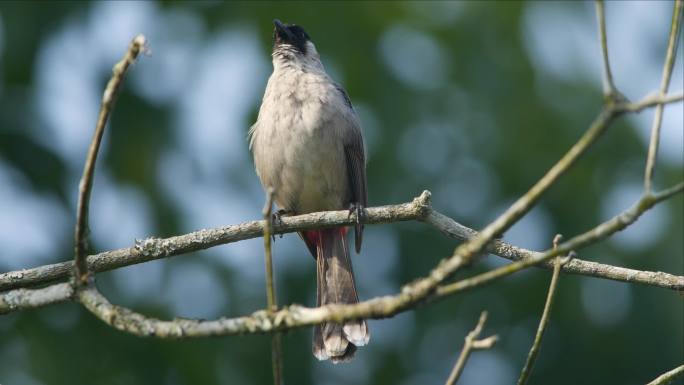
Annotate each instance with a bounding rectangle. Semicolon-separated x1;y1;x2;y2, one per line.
444;310;497;385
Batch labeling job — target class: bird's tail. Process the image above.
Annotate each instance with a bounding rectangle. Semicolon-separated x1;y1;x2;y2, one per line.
303;228;369;363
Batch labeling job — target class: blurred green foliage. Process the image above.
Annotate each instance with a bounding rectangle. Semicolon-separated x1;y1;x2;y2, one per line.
0;1;682;385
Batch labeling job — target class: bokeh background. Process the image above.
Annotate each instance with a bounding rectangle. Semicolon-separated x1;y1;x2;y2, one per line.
1;1;682;384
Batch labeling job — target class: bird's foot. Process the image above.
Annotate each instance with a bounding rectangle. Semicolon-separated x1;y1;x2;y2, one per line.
348;203;366;225
271;209;291;240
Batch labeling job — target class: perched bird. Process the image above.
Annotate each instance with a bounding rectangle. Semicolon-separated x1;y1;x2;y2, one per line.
249;19;369;363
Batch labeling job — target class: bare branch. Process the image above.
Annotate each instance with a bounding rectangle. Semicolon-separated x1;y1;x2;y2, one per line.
517;235;566;385
644;0;683;192
262;188;278;312
426;210;684;291
595;0;622;100
6;180;676;336
436;182;684;297
74;35;147;284
0;283;73;315
2;188;682;299
262;189;283;385
0;192;430;291
646;364;684;385
618;92;683;113
444;311;498;385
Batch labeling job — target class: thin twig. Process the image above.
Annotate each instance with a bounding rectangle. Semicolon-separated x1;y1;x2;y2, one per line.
262;189;283;385
646;364;684;385
73;35;146;284
619;93;683;113
444;311;498;385
262;188;277;313
595;0;621;100
517;235;566;385
644;0;683;192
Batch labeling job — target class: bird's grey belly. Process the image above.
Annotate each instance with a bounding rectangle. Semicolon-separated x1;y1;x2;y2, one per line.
254;121;349;214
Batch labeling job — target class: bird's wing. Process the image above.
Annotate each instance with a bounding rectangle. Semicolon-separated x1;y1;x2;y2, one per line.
335;84;368;254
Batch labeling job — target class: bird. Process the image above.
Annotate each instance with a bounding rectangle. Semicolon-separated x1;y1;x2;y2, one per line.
248;19;369;363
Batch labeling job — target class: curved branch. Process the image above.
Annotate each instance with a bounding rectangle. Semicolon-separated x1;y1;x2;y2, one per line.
74;35;147;283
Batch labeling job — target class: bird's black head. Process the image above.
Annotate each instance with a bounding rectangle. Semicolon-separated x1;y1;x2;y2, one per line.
273;19;311;55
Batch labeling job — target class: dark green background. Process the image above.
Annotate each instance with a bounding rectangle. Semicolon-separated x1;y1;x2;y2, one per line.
1;1;682;385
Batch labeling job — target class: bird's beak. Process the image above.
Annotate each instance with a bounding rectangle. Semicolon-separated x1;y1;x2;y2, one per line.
273;19;294;42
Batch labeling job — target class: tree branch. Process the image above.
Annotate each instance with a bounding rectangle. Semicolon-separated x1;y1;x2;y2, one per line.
595;0;622;101
262;189;277;314
0;192;430;291
435;182;683;297
456;105;616;261
644;0;683;192
646;364;684;385
444;311;498;385
2;187;682;300
517;235;567;385
619;92;683;113
425;210;684;291
73;35;147;284
262;190;283;385
0;283;74;315
4;180;678;331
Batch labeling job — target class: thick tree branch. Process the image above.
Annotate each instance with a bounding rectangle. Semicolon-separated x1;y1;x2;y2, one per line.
644;0;682;192
2;187;682;300
444;311;498;385
0;193;430;291
74;35;146;284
